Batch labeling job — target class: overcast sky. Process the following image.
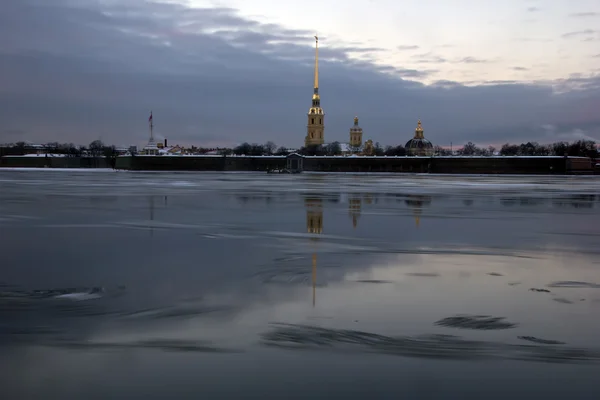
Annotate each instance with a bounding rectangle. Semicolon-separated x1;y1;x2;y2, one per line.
1;0;599;148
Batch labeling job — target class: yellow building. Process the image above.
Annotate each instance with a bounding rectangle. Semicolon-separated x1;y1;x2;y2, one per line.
363;139;374;156
349;116;363;150
305;36;325;147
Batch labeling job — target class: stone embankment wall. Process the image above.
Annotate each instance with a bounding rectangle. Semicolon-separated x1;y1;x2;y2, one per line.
1;155;594;174
0;156;110;168
116;155;592;174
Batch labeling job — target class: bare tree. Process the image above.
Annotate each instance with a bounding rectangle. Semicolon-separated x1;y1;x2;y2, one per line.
264;141;277;155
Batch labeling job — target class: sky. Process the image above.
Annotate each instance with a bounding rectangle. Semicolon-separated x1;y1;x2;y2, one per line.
0;0;599;149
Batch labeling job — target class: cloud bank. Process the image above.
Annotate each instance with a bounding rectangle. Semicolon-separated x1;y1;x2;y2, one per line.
0;0;599;148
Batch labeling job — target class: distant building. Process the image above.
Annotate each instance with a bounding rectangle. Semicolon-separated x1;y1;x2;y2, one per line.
167;145;183;155
405;120;434;156
363;139;374;156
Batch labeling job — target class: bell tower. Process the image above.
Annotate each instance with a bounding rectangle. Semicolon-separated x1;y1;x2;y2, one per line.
349;116;363;150
305;35;325;147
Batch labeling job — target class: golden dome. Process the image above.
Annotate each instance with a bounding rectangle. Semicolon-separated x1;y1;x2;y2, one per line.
416;120;423;131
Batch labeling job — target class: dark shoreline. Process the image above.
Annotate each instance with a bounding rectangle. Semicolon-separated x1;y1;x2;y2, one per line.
1;154;597;174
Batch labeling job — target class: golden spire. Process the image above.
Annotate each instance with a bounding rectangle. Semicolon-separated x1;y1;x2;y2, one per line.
354;115;359;125
313;35;319;92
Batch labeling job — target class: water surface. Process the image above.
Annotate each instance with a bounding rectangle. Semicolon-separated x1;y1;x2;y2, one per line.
1;170;600;399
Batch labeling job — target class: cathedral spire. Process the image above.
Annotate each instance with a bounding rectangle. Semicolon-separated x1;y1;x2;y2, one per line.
313;35;319;96
305;35;325;147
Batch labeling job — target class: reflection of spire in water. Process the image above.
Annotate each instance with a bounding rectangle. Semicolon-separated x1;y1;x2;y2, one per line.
348;196;362;229
312;253;317;307
305;197;323;307
404;195;432;229
149;196;155;237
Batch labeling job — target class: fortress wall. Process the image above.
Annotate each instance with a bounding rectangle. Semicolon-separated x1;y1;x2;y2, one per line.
0;156;110;168
2;155;594;174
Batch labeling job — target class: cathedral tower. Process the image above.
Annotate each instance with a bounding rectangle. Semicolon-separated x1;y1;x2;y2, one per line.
305;36;324;147
349;116;363;150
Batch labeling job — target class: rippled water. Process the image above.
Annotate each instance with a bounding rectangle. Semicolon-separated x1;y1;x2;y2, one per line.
1;170;600;399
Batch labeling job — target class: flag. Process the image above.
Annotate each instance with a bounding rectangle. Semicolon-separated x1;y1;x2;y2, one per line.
149;112;153;122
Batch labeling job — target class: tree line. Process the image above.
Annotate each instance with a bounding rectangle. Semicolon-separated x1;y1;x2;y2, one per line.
0;140;121;168
229;139;598;158
229;141;408;156
0;140;119;157
452;140;598;158
2;139;598;158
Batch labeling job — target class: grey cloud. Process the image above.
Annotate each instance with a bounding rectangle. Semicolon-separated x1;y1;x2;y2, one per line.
594;54;600;58
527;7;541;12
372;65;434;79
562;29;596;38
430;80;463;88
569;12;599;17
458;57;489;64
412;52;447;64
397;45;419;51
513;37;553;42
0;0;599;148
513;66;529;71
481;80;520;85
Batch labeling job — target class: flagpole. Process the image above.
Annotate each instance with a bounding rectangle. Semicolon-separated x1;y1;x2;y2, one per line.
149;111;154;142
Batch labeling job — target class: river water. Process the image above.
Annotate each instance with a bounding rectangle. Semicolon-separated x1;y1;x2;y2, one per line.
1;170;600;399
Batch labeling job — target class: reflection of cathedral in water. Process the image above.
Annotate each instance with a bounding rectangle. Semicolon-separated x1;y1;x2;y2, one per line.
305;197;323;235
147;195;169;237
405;195;432;228
304;197;323;307
349;196;361;228
303;193;430;306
